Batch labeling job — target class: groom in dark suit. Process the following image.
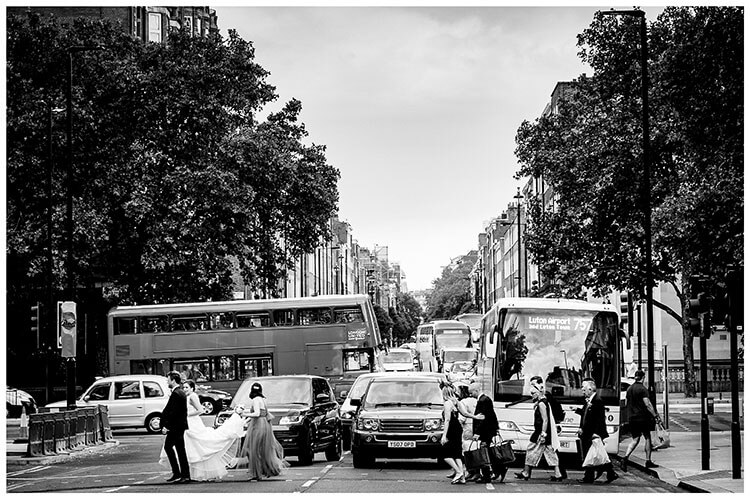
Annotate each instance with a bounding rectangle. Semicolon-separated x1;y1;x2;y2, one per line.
161;371;191;484
576;378;618;484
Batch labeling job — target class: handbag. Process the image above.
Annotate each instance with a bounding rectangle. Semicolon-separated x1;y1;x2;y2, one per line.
651;422;670;450
490;434;515;464
464;440;491;469
582;438;610;468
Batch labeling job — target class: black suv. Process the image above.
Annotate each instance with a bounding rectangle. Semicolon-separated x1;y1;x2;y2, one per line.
214;375;342;465
350;374;445;468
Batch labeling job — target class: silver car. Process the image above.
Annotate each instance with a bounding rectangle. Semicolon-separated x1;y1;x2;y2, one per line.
46;374;171;433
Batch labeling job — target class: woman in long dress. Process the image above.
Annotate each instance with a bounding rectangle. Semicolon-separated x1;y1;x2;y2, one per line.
440;384;466;484
159;380;246;481
236;382;287;480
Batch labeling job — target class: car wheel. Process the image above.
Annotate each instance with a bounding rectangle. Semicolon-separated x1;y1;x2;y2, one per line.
352;450;373;468
297;428;315;466
200;398;215;415
325;426;342;461
146;413;161;434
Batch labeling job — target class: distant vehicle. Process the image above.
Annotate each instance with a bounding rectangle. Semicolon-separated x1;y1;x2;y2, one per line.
214;375;342;465
416;320;472;372
46;375;171;433
193;385;233;415
454;313;483;343
6;387;37;418
380;348;416;372
350;374;445;468
446;361;476;384
438;347;478;373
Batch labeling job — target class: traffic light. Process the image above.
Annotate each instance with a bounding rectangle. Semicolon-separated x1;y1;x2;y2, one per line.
687;276;712;338
619;291;634;337
59;301;77;358
31;302;41;345
725;267;743;332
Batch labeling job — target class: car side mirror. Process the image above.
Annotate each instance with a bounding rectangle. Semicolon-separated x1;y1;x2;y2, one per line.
315;393;331;403
339;390;348;400
350;398;361;407
83;395;90;402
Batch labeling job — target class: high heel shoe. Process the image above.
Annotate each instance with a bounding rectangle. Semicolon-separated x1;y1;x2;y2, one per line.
514;471;530;481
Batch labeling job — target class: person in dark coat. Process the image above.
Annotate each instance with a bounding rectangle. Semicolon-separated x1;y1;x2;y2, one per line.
576;378;618;484
161;371;191;483
472;393;506;483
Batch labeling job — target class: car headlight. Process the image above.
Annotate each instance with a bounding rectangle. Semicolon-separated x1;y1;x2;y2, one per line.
357;418;379;431
424;418;441;431
498;421;520;431
280;414;304;425
340;411;354;420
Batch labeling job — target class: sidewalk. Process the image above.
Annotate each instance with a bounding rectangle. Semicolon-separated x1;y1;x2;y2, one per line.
615;430;744;493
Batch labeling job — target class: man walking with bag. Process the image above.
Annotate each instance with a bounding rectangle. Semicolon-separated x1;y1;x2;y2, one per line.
622;370;660;471
576;378;618;484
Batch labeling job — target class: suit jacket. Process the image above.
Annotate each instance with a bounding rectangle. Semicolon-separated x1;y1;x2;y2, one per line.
578;393;608;442
161;386;188;432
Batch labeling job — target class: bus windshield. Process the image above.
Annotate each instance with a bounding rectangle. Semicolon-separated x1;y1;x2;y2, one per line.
494;308;619;404
444;350;476;363
435;329;471;349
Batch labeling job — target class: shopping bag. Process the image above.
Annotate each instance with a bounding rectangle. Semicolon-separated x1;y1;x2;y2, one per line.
651;422;670;450
489;434;515;464
582;438;611;468
464;441;491;469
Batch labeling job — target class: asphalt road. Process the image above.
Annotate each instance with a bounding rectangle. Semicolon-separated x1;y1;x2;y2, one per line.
7;424;683;494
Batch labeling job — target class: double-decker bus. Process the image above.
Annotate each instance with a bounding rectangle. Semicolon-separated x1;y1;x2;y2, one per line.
474;297;624;456
415;320;472;372
107;294;381;401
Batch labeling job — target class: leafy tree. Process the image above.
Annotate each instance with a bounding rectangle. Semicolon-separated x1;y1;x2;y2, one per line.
425;253;479;321
514;7;743;396
373;304;393;345
7;13;339;305
388;292;424;345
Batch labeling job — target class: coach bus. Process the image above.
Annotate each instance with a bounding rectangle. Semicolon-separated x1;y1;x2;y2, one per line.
474;297;624;456
415;320;472;372
107;294;382;401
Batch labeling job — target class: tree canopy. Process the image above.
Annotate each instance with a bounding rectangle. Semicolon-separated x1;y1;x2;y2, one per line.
514;7;743;395
425;253;478;321
7;13;340;305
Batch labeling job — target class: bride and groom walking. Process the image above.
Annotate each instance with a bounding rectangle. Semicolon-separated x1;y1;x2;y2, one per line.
159;371;287;482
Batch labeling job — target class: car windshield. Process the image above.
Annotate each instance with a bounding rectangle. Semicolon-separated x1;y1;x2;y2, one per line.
383;351;412;363
444;351;476;363
363;379;442;409
451;362;473;373
347;376;373;401
232;378;311;407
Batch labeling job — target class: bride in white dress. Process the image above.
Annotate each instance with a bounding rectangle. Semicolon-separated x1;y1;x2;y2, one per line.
159;379;246;481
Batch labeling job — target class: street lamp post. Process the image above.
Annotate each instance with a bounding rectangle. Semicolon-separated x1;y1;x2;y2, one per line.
513;188;524;298
600;8;656;408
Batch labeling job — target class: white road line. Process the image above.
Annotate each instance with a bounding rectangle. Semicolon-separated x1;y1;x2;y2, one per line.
486;483;495;490
301;479;316;488
7;465;48;477
7;483;29;491
321;464;333;475
104;485;130;493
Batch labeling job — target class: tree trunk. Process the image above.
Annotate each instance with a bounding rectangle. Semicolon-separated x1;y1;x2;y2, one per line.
682;297;697;397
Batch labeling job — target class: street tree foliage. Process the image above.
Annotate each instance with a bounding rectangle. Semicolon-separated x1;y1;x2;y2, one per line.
373;304;393;345
425;253;478;321
7;13;340;305
514;7;743;396
388;292;424;345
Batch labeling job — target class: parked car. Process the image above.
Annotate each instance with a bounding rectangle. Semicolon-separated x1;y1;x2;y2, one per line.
6;387;38;418
194;385;232;415
214;375;342;465
46;375;170;433
350;374;445;468
380;348;417;372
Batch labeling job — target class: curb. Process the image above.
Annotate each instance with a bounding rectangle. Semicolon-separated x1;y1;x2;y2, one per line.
677;479;731;493
7;440;120;465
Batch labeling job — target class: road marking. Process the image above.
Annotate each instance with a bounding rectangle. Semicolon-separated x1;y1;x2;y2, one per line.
7;465;50;477
104;485;130;493
669;417;691;431
486;483;495;490
321;465;333;475
301;479;316;488
7;483;29;491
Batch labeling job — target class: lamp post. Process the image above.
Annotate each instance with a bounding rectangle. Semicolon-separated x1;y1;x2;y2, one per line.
600;8;655;408
560;349;568;370
513;188;524;297
65;45;105;409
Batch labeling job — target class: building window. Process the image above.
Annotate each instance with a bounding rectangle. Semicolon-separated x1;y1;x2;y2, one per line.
195;17;202;36
184;15;193;34
148;13;162;43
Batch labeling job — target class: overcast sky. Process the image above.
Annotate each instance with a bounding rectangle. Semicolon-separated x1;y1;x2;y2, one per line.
215;4;665;291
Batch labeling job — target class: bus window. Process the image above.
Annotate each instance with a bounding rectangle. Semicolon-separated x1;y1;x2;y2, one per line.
298;308;332;326
236;312;271;328
171;314;208;332
140;316;169;333
343;349;372;372
333;308;364;323
211;355;235;381
210;312;235;330
273;310;295;327
239;356;274;379
114;317;138;335
174;359;209;382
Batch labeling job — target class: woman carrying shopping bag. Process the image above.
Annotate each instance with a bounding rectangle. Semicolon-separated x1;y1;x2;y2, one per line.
472;392;506;483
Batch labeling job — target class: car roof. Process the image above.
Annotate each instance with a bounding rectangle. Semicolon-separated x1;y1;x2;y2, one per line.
369;375;440;383
91;375;168;383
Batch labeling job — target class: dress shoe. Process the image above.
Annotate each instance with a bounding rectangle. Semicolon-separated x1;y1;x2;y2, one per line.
514;471;530;481
645;460;659;468
577;478;595;484
605;473;619;484
177;477;194;484
165;475;181;483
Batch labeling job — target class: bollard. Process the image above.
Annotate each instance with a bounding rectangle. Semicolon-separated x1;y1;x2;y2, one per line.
65;411;77;450
54;412;67;454
27;414;44;457
83;407;96;446
45;413;57;455
76;410;86;447
93;406;102;444
99;405;113;442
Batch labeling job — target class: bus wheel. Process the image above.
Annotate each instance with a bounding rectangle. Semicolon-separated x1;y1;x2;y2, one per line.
146;414;161;434
325;427;342;461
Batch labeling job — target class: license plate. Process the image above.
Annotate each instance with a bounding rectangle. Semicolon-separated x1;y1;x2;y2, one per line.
387;441;416;448
560;441;570;448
